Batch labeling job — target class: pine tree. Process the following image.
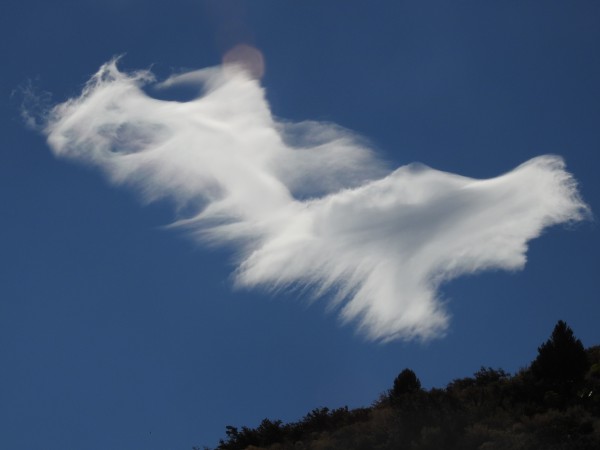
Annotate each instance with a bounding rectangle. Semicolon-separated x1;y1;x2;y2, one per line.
530;320;589;386
390;368;422;400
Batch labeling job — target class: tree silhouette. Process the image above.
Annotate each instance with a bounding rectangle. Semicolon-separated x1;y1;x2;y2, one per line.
390;368;422;400
209;321;600;450
531;320;589;387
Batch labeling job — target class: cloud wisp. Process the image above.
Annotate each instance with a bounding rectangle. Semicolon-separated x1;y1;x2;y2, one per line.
43;60;589;341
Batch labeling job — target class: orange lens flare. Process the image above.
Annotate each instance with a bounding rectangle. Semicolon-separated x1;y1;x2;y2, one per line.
222;44;265;80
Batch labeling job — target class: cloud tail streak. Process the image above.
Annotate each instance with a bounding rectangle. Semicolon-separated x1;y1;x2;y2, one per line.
43;60;589;341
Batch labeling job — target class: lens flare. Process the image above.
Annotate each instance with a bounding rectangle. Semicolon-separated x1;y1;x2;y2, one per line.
222;44;265;80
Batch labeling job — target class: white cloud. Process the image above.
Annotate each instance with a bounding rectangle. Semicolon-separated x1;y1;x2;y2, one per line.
43;59;589;341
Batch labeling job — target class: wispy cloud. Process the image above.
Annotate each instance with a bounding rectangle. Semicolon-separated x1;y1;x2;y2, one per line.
43;59;589;341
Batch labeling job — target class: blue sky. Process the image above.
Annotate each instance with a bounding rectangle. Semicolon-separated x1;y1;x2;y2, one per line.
1;1;599;449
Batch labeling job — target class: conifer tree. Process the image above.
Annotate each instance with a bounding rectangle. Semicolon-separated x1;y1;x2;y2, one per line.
391;368;422;399
530;320;589;386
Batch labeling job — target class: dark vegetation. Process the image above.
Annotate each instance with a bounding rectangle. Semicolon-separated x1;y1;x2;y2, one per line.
200;321;600;450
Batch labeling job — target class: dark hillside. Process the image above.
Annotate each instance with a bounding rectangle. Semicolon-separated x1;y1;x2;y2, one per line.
201;321;600;450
